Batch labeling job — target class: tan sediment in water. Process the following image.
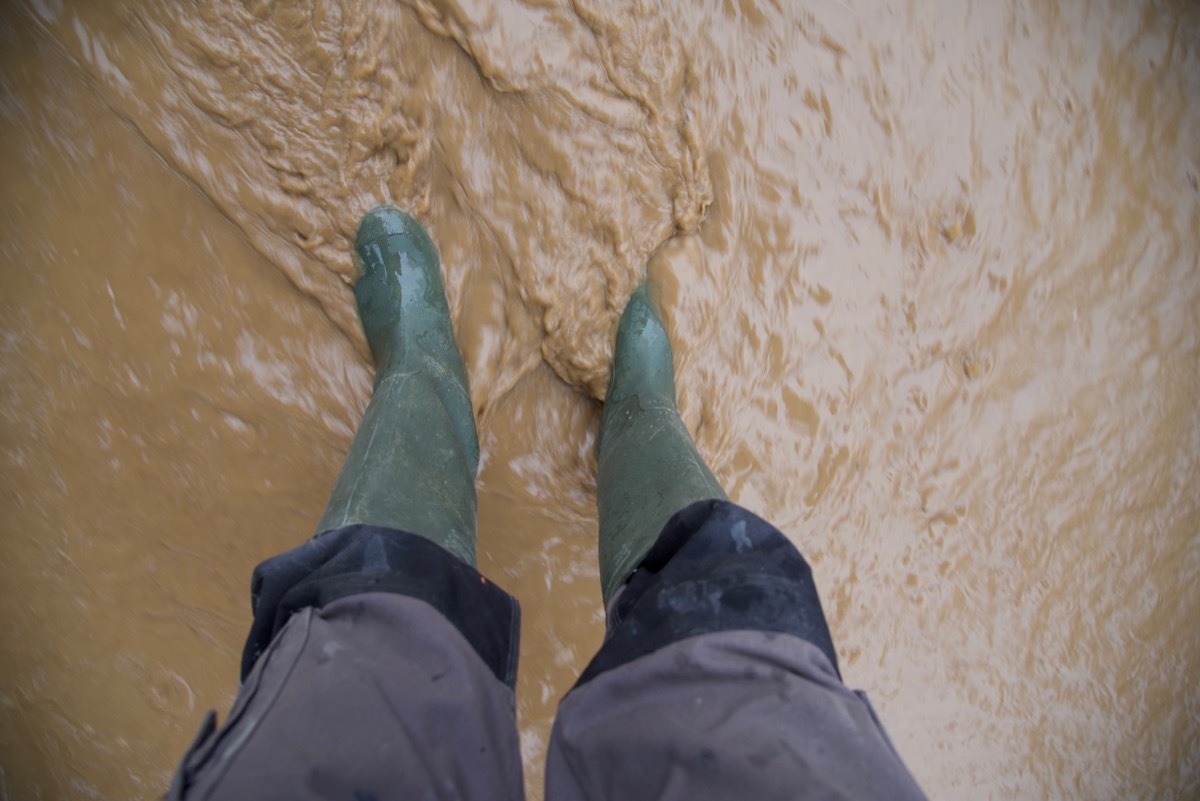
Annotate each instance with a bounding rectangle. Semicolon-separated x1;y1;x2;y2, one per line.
1;0;1198;798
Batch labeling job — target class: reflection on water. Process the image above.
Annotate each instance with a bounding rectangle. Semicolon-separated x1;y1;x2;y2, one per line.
0;0;1197;798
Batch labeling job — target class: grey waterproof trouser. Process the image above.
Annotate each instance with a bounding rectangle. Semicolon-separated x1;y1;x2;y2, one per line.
168;501;928;801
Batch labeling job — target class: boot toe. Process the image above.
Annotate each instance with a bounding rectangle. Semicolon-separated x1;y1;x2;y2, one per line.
356;204;428;252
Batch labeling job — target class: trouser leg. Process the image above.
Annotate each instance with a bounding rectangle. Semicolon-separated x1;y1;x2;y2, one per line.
546;500;928;801
168;526;523;801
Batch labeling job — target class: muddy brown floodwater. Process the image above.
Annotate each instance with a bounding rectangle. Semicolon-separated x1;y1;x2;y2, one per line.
1;0;1198;798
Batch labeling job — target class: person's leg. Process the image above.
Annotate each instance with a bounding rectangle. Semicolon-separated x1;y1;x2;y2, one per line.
168;207;523;801
314;206;480;564
595;284;726;603
546;286;927;801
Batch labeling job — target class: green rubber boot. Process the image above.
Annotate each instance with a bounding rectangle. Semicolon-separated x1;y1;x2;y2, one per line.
314;205;480;567
597;284;727;603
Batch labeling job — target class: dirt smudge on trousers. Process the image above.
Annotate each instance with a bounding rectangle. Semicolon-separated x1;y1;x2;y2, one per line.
1;0;1198;798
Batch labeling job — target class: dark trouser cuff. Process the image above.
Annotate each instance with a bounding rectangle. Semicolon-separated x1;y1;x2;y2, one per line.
243;525;521;689
578;499;839;687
